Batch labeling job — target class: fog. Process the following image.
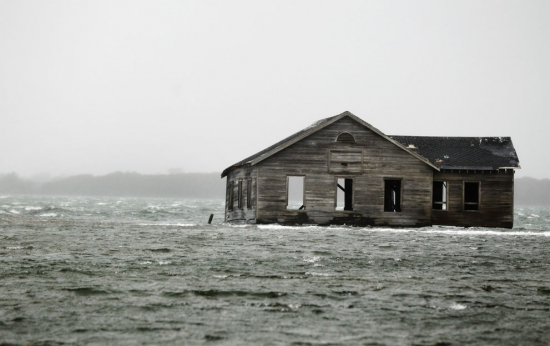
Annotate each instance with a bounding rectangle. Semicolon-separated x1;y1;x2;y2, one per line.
1;1;548;179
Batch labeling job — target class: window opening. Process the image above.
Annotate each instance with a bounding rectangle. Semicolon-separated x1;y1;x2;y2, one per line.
336;178;353;211
287;176;305;210
246;178;252;209
464;182;480;211
227;181;234;211
384;179;402;212
336;132;355;143
237;179;243;209
432;181;447;210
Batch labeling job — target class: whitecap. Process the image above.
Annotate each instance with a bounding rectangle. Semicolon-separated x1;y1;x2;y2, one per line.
25;206;42;211
305;272;334;277
9;210;20;214
303;256;321;263
138;223;196;227
39;213;57;217
364;228;413;233
449;303;467;310
158;261;172;265
324;226;352;231
258;224;320;230
6;246;25;250
361;228;550;237
213;275;228;279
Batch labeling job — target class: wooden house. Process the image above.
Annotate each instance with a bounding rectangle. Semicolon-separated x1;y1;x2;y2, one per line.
221;111;520;228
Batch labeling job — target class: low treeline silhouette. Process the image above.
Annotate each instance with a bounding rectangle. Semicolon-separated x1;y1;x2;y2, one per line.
0;173;549;205
0;172;225;198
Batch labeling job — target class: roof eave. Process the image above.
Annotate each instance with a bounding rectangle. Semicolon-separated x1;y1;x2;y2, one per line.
248;112;349;166
438;165;520;171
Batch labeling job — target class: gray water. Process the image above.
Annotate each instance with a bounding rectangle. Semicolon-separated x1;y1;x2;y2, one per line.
1;196;549;345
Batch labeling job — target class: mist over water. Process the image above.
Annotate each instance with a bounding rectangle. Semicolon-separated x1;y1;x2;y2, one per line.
1;196;549;345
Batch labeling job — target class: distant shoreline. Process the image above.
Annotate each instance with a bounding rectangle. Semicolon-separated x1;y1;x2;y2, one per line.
1;172;549;206
0;172;225;199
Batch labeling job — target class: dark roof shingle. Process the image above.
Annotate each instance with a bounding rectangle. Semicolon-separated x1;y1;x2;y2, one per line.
389;136;520;170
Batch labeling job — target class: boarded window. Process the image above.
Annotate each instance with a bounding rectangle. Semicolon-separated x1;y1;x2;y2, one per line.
287;176;305;210
336;178;353;211
337;132;355;143
237;179;243;209
464;182;480;211
227;181;234;211
246;178;252;209
384;179;401;212
432;181;448;210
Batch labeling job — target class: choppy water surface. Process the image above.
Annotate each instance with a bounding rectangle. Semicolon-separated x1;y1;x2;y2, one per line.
1;196;549;345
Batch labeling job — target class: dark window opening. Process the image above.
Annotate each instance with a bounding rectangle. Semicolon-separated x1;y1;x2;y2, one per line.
336;132;355;143
464;182;480;211
287;176;305;210
384;179;402;212
432;181;448;210
336;178;353;211
237;179;243;209
227;181;234;211
246;178;252;209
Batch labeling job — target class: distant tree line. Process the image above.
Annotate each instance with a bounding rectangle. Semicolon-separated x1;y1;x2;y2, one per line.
0;172;225;199
0;173;549;205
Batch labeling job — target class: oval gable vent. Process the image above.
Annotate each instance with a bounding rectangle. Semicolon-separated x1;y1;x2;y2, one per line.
337;132;355;143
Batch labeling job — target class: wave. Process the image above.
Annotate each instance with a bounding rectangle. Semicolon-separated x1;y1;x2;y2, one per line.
257;224;325;230
162;290;287;299
257;224;550;236
362;228;550;237
138;223;196;227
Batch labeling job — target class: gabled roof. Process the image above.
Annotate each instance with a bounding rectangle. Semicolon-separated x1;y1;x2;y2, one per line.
389;136;520;170
221;111;438;177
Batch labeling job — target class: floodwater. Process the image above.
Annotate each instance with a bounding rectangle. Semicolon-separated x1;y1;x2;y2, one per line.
1;196;549;345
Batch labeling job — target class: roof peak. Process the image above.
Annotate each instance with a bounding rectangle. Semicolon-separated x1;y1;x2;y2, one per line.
221;111;438;177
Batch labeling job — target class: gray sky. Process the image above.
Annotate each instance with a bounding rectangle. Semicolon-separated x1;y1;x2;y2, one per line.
1;1;548;179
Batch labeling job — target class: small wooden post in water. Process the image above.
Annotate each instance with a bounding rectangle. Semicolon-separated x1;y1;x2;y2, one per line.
208;214;214;224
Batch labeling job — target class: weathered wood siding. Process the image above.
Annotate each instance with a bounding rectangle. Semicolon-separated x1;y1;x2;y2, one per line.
432;170;514;228
255;117;433;226
225;166;257;222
